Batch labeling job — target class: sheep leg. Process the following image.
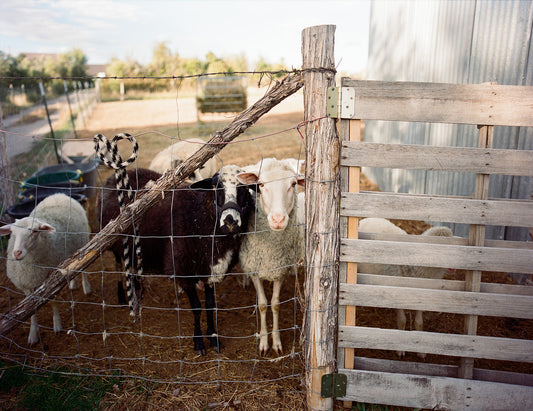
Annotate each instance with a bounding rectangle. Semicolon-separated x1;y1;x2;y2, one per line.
204;283;222;353
183;284;206;355
396;309;406;357
52;302;62;334
28;314;39;345
414;310;426;358
271;279;283;355
81;273;91;295
251;275;269;355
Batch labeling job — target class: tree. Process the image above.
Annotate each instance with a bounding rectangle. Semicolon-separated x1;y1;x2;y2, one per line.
148;42;180;76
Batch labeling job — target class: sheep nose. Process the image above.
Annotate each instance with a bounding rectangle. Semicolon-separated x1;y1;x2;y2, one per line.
13;250;23;260
270;214;287;230
223;215;239;233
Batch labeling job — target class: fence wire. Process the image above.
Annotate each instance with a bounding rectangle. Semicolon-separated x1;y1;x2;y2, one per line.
0;71;326;401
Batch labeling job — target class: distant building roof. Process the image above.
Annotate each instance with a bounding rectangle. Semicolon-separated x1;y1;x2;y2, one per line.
87;64;107;77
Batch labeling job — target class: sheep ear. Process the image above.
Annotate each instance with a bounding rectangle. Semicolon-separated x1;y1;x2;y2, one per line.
236;172;259;185
190;177;214;190
37;222;55;233
0;224;13;236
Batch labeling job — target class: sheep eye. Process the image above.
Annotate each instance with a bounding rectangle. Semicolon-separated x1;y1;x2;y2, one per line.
259;183;264;188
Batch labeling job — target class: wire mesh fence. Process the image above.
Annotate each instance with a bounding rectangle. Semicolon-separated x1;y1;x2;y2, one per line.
0;72;309;404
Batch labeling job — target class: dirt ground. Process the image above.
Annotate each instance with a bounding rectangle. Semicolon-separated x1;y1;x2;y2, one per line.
1;95;532;410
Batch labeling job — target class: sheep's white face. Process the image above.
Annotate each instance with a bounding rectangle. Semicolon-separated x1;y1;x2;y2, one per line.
0;218;55;260
237;164;305;231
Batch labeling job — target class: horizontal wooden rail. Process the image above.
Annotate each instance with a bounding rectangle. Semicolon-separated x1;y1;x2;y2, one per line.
341;141;533;176
352;356;533;387
340;238;533;274
337;368;533;410
338;326;533;363
339;283;533;319
355;273;533;296
338;79;533;126
341;191;533;227
359;231;533;250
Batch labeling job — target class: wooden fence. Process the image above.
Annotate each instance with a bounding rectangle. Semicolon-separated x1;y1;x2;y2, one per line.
2;24;533;411
333;78;533;410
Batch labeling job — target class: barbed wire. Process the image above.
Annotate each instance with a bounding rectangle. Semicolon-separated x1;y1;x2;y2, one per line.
0;67;336;82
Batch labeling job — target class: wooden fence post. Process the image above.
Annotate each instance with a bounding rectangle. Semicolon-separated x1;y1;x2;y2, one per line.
302;25;340;411
0;105;16;223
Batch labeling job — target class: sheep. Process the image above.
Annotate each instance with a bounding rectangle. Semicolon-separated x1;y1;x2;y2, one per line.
97;165;255;355
236;159;305;355
148;138;218;182
357;217;453;358
0;193;91;345
245;157;305;176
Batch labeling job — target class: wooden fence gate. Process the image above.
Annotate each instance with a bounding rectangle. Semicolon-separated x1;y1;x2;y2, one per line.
328;78;533;409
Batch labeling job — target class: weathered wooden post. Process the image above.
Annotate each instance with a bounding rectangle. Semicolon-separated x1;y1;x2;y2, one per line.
302;25;340;411
0;105;16;223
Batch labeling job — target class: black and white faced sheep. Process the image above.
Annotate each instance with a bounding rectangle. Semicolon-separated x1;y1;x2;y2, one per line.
97;165;255;355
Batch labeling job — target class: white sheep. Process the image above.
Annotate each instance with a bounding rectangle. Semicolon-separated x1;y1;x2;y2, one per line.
148;137;218;182
358;217;453;358
0;193;91;345
245;157;305;176
237;159;305;355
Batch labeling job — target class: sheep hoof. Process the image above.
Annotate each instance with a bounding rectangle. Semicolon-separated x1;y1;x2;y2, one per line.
193;338;207;356
396;350;406;358
273;346;283;356
209;335;222;353
195;348;207;356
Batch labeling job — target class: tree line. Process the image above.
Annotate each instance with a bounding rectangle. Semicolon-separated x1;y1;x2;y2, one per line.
0;42;288;103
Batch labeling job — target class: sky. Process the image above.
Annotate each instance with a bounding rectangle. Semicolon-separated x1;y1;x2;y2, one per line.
0;0;371;75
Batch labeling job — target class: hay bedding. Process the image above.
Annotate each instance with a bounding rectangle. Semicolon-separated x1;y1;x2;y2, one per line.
1;115;532;409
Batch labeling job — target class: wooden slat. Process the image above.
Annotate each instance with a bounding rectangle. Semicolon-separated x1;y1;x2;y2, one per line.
341;191;533;227
341;141;533;176
340;238;533;274
356;273;533;296
338;79;533;126
359;230;533;250
337;368;533;410
338;326;533;363
339;283;533;319
352;356;533;387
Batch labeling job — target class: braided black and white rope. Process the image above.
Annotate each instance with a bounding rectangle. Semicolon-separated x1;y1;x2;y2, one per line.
94;133;143;321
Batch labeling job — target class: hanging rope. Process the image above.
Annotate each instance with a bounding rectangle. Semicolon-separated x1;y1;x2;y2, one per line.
94;132;143;321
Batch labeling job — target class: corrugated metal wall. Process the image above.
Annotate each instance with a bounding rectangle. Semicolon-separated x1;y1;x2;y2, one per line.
365;0;533;242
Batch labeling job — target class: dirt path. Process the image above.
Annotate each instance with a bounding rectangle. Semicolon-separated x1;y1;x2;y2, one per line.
84;87;303;132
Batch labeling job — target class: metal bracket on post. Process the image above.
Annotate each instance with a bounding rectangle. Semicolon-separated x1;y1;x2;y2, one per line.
321;373;347;398
327;87;356;119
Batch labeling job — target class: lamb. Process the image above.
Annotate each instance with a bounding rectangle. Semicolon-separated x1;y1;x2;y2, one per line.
148;137;218;182
0;193;91;345
237;159;305;355
358;217;453;358
97;165;255;355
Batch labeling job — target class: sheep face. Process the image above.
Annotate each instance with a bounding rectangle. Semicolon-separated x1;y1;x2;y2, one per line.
237;166;305;231
0;218;55;260
191;165;254;235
